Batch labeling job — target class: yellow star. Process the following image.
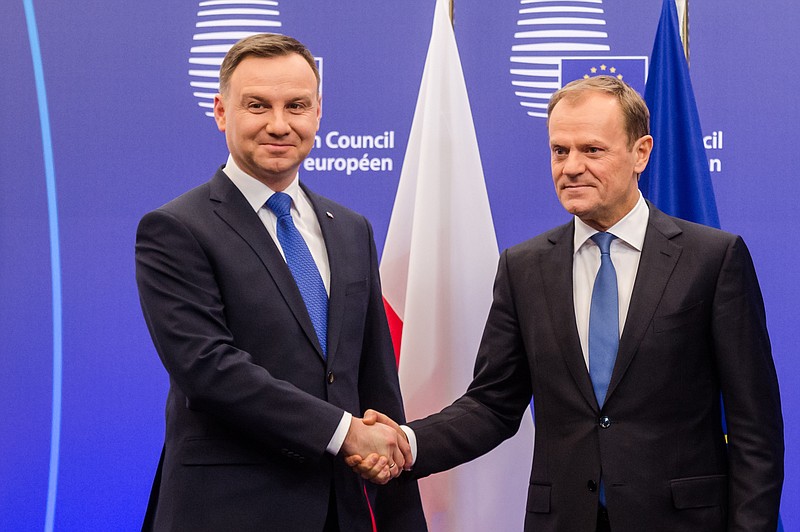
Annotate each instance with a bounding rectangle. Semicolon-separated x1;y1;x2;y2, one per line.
600;64;607;71
617;74;623;80
583;74;590;79
610;66;617;73
590;67;597;73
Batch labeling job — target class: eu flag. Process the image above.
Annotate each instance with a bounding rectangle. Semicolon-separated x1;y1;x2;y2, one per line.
642;4;784;530
640;0;719;228
561;57;647;96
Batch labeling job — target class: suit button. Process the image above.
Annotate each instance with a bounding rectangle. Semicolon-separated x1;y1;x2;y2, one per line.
599;416;611;429
587;480;597;492
327;372;335;384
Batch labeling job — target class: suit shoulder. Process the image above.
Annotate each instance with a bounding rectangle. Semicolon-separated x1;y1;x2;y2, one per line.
664;215;741;248
139;179;212;222
135;179;218;242
504;221;571;259
157;181;213;215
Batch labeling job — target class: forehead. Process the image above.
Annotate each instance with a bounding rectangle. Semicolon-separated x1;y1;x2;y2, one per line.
228;54;317;93
548;92;624;143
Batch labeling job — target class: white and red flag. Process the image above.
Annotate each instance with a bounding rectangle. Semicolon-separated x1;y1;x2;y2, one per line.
379;0;534;529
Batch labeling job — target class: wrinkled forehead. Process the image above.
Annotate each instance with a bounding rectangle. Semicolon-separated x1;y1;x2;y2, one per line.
230;55;318;92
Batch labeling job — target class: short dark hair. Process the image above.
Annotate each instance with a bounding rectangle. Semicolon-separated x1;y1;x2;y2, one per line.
218;34;319;95
547;75;650;148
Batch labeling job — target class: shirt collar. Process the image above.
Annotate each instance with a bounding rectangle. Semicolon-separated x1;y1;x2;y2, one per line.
573;191;649;254
222;154;302;213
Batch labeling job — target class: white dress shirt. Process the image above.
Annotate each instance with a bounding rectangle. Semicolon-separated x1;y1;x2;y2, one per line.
223;155;351;455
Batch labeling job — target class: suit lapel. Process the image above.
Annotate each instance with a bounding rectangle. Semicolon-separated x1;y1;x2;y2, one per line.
541;222;599;410
606;204;682;401
208;170;325;361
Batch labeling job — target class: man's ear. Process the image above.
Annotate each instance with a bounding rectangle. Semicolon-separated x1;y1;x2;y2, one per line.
633;134;653;174
213;94;226;132
315;94;322;131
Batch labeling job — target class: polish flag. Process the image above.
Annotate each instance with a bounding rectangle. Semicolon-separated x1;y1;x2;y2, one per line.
380;0;534;529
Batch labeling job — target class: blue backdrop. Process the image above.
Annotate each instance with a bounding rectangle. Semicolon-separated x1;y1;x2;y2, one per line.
2;1;797;529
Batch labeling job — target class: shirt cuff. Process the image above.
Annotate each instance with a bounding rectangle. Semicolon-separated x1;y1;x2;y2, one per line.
400;425;417;466
327;411;352;455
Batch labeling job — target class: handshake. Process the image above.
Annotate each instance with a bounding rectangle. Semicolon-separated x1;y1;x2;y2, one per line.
341;409;408;485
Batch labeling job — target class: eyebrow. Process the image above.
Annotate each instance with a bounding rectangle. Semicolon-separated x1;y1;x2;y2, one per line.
240;92;315;103
550;137;607;147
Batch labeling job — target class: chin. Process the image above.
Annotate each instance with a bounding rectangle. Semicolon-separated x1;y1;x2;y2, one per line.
560;199;587;216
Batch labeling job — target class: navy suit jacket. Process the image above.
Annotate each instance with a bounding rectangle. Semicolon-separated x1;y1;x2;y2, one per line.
136;168;426;531
409;204;782;532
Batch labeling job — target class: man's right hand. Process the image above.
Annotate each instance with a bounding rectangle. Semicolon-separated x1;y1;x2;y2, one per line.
343;410;410;484
341;415;408;485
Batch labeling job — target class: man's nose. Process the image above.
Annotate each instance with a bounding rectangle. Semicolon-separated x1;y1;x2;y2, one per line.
266;110;291;135
562;152;585;176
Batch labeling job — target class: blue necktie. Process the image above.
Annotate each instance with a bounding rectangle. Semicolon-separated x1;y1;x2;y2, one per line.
589;232;619;408
266;192;328;358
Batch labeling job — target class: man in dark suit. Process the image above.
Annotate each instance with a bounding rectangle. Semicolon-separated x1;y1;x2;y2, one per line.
348;76;783;531
136;34;426;531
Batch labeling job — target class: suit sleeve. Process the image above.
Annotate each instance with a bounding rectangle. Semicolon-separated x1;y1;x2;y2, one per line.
136;208;343;460
712;236;783;531
354;217;407;425
353;217;428;531
408;250;533;478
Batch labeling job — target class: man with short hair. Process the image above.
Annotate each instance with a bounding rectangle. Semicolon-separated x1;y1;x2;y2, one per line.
136;33;426;532
350;76;783;531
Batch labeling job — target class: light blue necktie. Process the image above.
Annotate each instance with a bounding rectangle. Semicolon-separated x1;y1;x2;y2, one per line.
589;232;619;408
266;192;328;358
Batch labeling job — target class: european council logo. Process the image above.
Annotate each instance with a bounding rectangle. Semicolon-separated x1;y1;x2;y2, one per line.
188;1;286;117
510;0;647;119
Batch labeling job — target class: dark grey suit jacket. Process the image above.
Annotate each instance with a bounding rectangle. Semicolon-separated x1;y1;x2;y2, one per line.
409;203;782;532
136;168;426;531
